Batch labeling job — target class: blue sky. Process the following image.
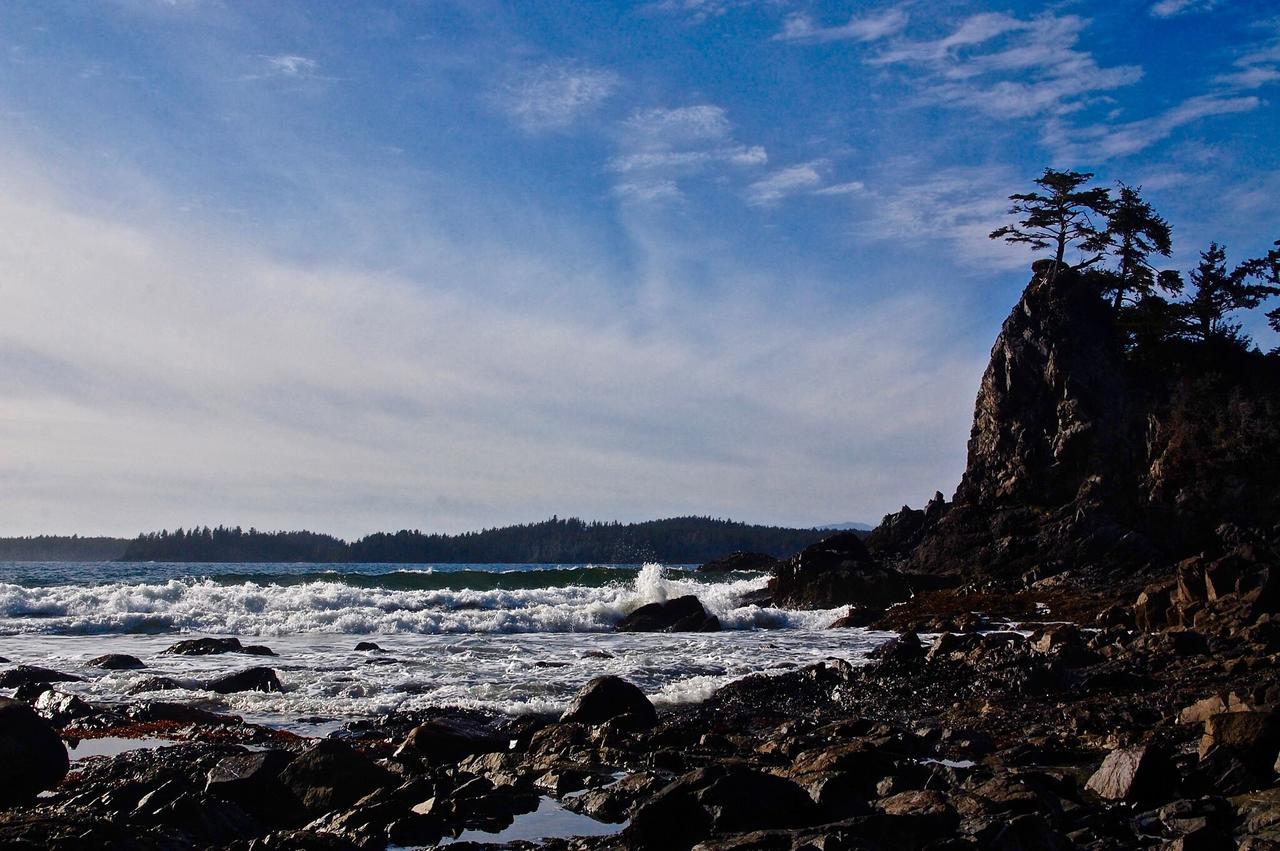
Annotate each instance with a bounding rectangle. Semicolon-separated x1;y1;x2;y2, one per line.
0;0;1277;537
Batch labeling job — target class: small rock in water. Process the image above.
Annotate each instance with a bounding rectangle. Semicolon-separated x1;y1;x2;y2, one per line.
560;676;658;728
126;676;182;695
696;551;778;572
354;641;382;652
162;637;276;656
203;667;283;694
0;697;69;806
34;690;95;725
617;595;720;632
89;653;146;670
0;665;83;688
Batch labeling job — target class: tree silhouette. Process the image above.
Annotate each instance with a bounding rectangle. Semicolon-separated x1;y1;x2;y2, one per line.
1178;242;1280;346
1237;240;1280;335
990;169;1113;280
1103;183;1179;310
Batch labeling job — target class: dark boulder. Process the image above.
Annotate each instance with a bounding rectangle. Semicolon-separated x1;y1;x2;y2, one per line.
617;595;720;632
1199;710;1280;772
203;667;283;694
560;676;657;728
162;637;275;656
279;739;394;815
773;532;912;610
128;701;241;725
627;764;818;850
393;720;506;766
206;749;300;825
697;551;778;573
126;676;182;695
354;641;382;652
89;653;146;670
33;690;94;725
0;697;70;806
0;665;82;688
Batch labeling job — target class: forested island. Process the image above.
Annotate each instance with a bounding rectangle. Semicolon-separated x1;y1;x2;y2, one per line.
0;536;129;562
116;516;832;564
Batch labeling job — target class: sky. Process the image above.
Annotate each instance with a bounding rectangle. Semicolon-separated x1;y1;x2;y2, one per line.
1;0;1277;538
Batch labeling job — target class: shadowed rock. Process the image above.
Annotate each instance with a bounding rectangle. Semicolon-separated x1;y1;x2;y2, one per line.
204;667;282;694
0;665;83;688
696;551;778;573
773;532;911;610
89;653;146;670
0;697;69;806
560;676;657;728
617;595;720;632
163;637;276;657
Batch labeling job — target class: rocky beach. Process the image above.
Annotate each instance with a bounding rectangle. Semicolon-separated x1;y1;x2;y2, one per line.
3;263;1279;849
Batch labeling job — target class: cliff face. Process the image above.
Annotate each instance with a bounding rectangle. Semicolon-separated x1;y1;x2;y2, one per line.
880;264;1280;585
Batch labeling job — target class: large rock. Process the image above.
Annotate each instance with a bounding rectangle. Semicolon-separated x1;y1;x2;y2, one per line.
1085;745;1174;802
0;665;82;688
393;720;506;766
88;653;145;670
696;552;778;573
617;595;720;632
203;667;282;694
0;697;70;806
560;676;657;728
279;739;394;815
163;637;275;656
206;749;300;825
772;532;911;610
1199;711;1280;771
627;764;818;850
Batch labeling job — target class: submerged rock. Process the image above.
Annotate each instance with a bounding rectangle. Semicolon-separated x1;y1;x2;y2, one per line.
617;595;720;632
0;697;69;806
560;676;658;728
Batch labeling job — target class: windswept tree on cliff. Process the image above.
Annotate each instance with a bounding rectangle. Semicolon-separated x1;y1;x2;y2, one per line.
1102;183;1180;310
1237;240;1280;335
989;168;1113;280
1178;242;1280;346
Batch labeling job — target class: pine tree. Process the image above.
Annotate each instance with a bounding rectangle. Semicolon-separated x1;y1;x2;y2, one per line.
1178;242;1280;346
989;168;1113;280
1104;183;1178;310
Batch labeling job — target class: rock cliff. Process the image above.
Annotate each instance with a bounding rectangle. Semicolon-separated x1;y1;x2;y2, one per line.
878;262;1280;587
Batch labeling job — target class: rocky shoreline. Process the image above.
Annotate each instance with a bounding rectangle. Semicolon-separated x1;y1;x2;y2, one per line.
3;551;1278;851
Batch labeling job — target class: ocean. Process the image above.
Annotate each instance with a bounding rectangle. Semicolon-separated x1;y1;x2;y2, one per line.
0;561;891;734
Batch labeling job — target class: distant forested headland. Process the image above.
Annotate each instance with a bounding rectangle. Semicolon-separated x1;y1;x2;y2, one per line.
0;536;130;561
114;516;833;564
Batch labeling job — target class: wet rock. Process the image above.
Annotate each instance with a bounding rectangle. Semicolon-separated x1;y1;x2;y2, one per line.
618;595;721;632
33;689;94;725
88;653;146;670
204;667;283;694
697;552;779;573
0;664;83;687
561;676;658;728
1085;744;1174;802
773;532;911;610
128;701;242;725
628;764;818;850
206;749;300;825
353;641;382;652
162;637;276;656
829;606;880;628
0;696;70;806
125;676;183;695
279;739;395;815
393;719;506;766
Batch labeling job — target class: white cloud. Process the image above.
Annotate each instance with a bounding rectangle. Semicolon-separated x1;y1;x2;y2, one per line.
747;163;824;205
0;158;979;536
871;13;1142;119
608;105;768;202
262;54;318;78
775;7;908;44
1214;66;1280;89
1052;93;1260;160
1150;0;1220;18
812;180;865;196
498;62;620;132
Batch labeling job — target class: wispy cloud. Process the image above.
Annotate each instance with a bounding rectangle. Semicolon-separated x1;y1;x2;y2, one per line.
497;62;620;132
746;162;865;206
642;0;754;24
1150;0;1221;18
871;13;1142;119
1051;93;1260;160
609;105;767;202
261;54;319;78
775;7;908;44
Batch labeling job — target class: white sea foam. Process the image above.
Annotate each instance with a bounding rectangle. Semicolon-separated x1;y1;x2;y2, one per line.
0;564;835;637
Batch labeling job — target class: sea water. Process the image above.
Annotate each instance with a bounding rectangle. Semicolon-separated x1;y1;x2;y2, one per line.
0;562;891;732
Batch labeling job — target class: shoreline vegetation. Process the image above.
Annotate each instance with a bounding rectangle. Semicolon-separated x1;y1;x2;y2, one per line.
0;517;836;565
